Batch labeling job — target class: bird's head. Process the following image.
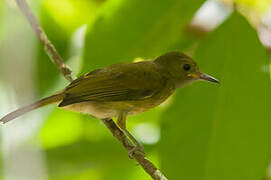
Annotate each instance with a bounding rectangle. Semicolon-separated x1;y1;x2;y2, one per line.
154;51;219;88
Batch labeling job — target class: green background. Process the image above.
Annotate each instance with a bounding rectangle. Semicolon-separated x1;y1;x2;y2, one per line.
0;0;271;179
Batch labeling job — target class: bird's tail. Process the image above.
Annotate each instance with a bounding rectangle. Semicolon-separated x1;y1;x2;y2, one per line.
1;93;65;124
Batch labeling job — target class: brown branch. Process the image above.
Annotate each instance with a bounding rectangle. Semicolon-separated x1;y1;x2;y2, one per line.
15;0;76;82
13;0;168;179
102;118;168;180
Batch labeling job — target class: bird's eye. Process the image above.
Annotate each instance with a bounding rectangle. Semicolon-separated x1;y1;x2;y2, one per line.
183;64;191;71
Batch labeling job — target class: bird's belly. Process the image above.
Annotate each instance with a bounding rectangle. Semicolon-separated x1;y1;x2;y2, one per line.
61;91;171;119
62;102;119;119
61;101;156;119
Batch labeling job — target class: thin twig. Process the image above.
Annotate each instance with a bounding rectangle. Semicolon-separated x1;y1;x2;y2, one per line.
15;0;76;82
13;0;168;179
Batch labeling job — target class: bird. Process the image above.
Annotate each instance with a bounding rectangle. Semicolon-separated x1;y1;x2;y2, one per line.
0;51;219;154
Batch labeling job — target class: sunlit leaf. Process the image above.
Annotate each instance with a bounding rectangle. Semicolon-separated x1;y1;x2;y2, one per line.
36;0;104;95
223;0;271;12
39;109;84;149
159;12;271;180
40;109;111;149
43;0;102;31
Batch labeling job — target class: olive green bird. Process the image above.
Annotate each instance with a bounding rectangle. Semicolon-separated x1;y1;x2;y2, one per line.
0;51;219;152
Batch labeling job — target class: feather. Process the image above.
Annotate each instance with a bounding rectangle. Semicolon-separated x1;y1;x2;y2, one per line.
59;61;165;107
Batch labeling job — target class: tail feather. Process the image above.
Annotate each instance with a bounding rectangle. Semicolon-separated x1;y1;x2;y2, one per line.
1;93;64;124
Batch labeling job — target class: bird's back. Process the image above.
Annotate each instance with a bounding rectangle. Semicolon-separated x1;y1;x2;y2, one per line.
59;61;175;118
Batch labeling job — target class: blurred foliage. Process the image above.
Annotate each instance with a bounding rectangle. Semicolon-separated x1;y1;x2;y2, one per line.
40;109;84;149
0;1;2;44
42;0;104;31
223;0;271;12
159;12;271;180
45;141;157;180
36;0;104;95
82;0;206;74
1;0;271;180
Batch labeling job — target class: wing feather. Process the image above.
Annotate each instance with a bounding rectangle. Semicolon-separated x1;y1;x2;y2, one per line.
59;62;164;107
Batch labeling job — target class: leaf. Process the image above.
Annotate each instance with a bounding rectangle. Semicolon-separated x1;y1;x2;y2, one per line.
36;0;103;95
0;1;3;43
42;0;101;31
45;140;157;180
81;0;206;74
159;12;271;180
39;109;84;149
39;108;110;149
235;0;271;12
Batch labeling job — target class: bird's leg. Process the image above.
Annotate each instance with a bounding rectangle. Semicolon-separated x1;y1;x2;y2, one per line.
117;112;145;157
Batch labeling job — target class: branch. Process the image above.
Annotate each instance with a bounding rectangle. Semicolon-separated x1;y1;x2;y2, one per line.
13;0;168;179
15;0;76;82
102;118;168;180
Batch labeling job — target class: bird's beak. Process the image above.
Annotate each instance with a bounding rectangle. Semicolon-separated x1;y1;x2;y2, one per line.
199;73;220;84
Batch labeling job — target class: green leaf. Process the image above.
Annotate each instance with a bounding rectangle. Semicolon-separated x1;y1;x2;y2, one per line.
39;108;111;149
0;1;3;44
42;0;102;31
36;0;103;95
159;12;271;180
45;141;157;180
82;0;206;73
39;109;84;149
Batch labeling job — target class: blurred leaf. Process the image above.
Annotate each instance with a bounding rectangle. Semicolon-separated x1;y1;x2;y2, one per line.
39;109;84;149
36;0;103;95
0;1;3;43
45;140;125;177
223;0;271;12
82;0;206;73
43;0;102;31
159;12;271;180
46;140;156;180
40;108;111;149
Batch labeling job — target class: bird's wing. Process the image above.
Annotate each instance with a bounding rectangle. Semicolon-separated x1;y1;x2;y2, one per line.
59;62;165;107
